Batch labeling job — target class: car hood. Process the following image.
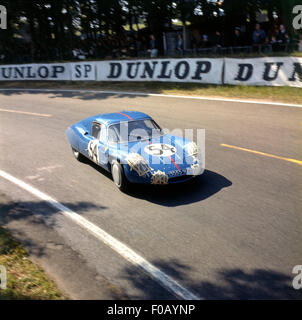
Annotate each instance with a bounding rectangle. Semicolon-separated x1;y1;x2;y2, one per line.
115;134;197;175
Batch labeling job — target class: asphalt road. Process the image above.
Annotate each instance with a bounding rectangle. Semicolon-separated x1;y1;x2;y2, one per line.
0;88;301;299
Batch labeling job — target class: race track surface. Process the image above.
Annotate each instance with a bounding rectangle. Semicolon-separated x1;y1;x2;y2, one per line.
0;89;301;299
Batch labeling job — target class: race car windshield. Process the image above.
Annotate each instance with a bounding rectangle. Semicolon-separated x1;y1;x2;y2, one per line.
108;119;163;143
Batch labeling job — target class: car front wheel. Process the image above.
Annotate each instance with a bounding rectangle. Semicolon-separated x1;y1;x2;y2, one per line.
111;160;128;192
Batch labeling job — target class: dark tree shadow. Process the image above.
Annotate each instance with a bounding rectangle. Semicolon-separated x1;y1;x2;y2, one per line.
47;91;145;101
121;258;302;300
196;268;302;300
0;88;147;101
0;200;106;226
0;198;107;258
0;82;231;101
0;196;131;300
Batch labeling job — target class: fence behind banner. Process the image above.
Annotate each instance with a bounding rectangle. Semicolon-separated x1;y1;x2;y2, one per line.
0;57;301;87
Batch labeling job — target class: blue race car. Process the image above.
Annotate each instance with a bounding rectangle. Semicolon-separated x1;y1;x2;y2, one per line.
66;111;204;191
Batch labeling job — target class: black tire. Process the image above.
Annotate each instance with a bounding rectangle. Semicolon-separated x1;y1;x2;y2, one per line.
111;160;129;192
72;147;85;162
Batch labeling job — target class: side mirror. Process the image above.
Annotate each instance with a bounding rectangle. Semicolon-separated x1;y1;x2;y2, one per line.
84;131;88;135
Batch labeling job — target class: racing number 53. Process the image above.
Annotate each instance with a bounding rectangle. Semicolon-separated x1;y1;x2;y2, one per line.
147;144;176;156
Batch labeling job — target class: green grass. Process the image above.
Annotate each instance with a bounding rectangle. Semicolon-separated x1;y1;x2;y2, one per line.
1;80;302;105
0;226;66;300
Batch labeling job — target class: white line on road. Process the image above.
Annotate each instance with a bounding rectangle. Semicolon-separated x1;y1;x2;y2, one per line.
0;88;302;108
0;169;200;300
0;108;52;117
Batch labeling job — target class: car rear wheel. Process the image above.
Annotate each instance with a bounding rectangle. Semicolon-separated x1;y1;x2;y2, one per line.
111;160;128;192
72;147;85;162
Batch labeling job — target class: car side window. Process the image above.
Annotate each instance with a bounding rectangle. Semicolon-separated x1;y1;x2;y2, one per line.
91;122;101;139
108;126;119;143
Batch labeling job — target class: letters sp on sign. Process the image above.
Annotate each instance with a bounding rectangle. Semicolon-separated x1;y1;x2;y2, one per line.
0;5;7;30
0;265;7;290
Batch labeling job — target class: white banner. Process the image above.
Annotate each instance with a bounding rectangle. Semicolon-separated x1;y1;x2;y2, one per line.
0;57;301;87
224;57;302;87
95;58;223;84
0;63;71;81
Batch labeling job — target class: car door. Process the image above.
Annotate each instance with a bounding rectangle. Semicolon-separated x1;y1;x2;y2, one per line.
86;121;108;167
97;123;109;166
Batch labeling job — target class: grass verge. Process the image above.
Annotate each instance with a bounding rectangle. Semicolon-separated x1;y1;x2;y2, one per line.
0;81;302;105
0;226;66;300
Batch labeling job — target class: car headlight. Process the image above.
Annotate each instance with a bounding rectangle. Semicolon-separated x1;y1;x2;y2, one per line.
126;153;152;177
185;142;204;176
185;141;198;158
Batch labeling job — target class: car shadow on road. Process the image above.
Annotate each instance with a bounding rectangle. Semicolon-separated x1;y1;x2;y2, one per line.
83;157;232;206
125;170;232;207
121;258;302;300
83;156;232;206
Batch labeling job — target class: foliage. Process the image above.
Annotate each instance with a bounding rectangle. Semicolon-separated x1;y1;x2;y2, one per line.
0;1;298;60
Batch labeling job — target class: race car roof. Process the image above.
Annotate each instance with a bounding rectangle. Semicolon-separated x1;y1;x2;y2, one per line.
95;111;151;125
